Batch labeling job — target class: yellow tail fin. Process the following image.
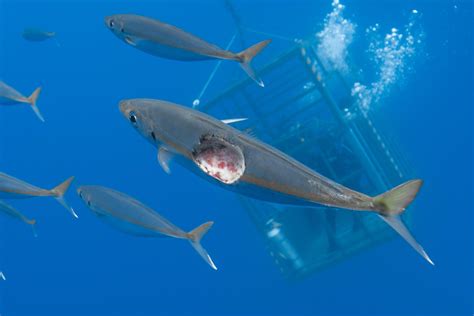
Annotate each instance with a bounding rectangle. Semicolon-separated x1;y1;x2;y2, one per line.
187;221;217;270
373;179;423;216
374;180;434;265
237;39;271;87
51;176;78;219
27;87;44;122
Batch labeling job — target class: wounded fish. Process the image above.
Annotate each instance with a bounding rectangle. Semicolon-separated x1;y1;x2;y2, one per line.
0;172;77;218
22;28;56;42
0;81;44;122
0;200;37;236
77;185;216;270
119;98;434;265
105;14;271;87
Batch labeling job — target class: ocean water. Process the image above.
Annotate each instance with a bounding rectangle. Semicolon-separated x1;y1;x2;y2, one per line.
0;0;472;315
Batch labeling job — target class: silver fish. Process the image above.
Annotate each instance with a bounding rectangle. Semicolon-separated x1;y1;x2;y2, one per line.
0;81;44;122
0;172;77;218
105;14;271;87
77;185;216;270
0;271;5;281
0;200;37;236
119;98;434;265
22;28;56;42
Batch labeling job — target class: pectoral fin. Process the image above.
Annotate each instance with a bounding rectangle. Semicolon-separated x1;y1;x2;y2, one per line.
158;146;174;174
125;36;137;46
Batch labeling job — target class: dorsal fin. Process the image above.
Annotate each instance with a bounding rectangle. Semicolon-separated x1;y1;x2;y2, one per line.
221;118;247;124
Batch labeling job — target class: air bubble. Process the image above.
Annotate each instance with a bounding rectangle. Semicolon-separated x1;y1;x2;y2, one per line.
316;0;355;73
352;10;423;114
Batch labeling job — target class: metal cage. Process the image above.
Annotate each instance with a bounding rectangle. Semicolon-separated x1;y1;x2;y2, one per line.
200;41;415;280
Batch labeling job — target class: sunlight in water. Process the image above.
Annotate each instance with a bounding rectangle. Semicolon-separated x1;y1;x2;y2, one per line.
352;9;424;114
316;0;356;74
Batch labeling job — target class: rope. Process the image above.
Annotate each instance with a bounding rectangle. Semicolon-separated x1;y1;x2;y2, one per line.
192;32;238;108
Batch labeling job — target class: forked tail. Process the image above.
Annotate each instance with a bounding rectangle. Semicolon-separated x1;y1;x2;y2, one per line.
51;176;78;219
25;218;37;237
187;221;217;270
27;87;44;122
237;39;271;87
373;180;434;265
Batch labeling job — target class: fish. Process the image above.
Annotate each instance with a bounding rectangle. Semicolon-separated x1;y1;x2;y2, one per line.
119;98;434;265
0;200;37;236
76;185;217;270
22;28;56;42
0;271;5;281
0;172;77;218
0;81;44;122
104;14;271;87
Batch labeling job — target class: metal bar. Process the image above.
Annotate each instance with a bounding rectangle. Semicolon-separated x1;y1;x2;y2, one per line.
300;46;389;192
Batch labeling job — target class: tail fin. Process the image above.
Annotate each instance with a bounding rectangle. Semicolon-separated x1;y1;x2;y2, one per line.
373;180;434;265
378;215;434;265
51;35;61;47
27;87;44;122
51;176;78;219
26;218;38;237
237;39;271;87
373;180;423;216
187;221;217;270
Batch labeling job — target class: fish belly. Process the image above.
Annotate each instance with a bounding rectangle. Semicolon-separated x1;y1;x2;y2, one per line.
134;39;215;61
174;155;314;206
95;212;166;238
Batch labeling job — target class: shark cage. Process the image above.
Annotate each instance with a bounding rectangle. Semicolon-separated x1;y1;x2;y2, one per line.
195;3;418;281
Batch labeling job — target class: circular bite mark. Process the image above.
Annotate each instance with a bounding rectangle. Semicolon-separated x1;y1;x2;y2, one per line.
193;135;245;184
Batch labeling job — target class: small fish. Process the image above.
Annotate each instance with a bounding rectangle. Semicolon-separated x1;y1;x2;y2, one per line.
77;185;217;270
0;271;5;281
0;81;44;122
0;172;77;218
120;99;434;265
22;28;56;42
0;200;37;236
105;14;271;87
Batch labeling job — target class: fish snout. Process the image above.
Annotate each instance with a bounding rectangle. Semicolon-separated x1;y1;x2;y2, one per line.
104;16;115;29
119;99;141;128
119;100;132;117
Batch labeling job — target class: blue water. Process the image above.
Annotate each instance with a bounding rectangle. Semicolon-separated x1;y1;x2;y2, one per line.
0;0;472;315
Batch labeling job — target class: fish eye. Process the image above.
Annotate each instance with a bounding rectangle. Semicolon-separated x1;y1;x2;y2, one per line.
129;111;138;125
109;19;115;28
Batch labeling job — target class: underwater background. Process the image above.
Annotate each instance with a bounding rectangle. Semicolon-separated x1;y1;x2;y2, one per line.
0;0;472;315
